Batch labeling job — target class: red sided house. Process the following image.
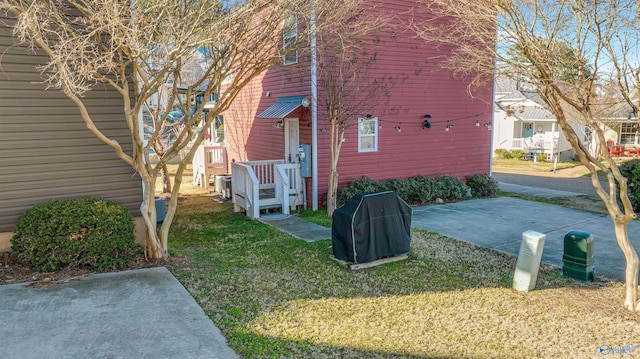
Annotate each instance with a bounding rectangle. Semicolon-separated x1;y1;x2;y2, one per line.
193;0;494;218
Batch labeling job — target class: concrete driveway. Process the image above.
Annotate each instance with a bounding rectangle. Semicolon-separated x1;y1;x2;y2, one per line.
412;197;639;282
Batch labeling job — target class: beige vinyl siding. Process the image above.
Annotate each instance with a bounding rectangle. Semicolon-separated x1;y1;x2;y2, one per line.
0;14;142;232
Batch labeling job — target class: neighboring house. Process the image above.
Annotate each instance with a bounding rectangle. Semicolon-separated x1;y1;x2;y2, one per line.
194;0;494;217
493;76;584;161
599;104;639;147
0;14;143;250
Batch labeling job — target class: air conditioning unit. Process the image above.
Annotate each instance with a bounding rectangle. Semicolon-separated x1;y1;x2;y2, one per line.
221;177;232;199
214;174;231;194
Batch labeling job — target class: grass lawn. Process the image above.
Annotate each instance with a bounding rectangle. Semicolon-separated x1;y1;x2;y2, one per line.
167;187;640;359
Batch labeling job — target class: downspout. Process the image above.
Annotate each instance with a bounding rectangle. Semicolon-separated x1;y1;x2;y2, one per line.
489;30;498;177
311;1;318;210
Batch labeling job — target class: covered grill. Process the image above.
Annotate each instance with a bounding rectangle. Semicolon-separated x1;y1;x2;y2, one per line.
332;191;412;263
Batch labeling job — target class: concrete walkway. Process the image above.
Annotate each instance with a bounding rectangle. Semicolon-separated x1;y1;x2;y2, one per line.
0;267;239;359
258;213;331;242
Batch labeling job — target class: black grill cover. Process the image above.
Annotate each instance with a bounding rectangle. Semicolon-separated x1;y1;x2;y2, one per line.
332;191;412;263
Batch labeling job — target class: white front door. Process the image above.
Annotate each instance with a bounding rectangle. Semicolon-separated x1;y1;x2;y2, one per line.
284;118;299;163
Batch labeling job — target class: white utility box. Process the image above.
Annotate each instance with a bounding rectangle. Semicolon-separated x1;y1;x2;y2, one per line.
513;230;546;292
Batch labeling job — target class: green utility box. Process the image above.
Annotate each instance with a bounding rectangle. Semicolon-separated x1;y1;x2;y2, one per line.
562;230;595;282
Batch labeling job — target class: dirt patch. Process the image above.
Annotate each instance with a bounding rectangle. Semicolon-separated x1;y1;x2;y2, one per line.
0;251;191;287
493;165;590;178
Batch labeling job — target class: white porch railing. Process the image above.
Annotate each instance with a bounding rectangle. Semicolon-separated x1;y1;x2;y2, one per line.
192;145;227;189
274;165;290;216
509;133;558;151
231;162;261;219
248;159;285;189
512;138;524;149
231;160;304;219
279;163;304;207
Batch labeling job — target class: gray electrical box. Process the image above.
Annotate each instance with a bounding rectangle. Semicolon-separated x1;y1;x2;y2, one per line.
299;144;311;178
513;230;546;292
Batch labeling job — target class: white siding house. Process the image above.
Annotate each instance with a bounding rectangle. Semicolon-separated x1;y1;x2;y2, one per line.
493;78;584;161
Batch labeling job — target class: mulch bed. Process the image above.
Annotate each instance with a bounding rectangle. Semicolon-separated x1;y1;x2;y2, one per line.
0;251;189;287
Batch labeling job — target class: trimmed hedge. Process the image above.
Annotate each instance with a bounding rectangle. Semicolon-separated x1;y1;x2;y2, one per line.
336;174;472;207
467;173;499;198
11;197;139;272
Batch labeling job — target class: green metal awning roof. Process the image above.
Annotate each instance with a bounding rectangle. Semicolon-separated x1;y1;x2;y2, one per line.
257;96;307;118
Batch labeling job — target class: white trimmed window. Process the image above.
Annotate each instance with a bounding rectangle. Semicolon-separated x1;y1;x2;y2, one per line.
358;117;378;152
283;15;298;65
620;122;638;145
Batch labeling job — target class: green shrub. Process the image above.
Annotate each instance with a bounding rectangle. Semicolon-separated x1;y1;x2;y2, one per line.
385;177;415;201
434;175;467;201
337;174;467;206
509;149;526;160
336;177;387;206
494;148;512;159
536;153;547;162
407;175;437;203
618;159;640;212
467;173;499;198
11;197;139;272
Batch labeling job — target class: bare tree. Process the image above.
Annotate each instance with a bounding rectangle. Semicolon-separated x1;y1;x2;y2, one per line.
414;0;640;310
313;1;398;215
0;0;313;259
143;85;180;194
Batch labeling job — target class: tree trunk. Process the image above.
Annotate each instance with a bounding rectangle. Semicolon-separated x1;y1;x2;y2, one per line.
327;120;343;216
327;166;339;216
158;161;188;251
140;177;167;259
613;222;640;310
161;164;172;193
